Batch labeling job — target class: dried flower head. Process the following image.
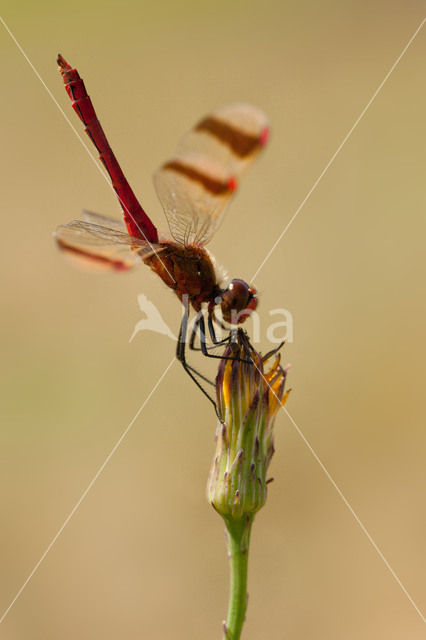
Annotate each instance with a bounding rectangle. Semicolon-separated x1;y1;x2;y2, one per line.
207;329;290;519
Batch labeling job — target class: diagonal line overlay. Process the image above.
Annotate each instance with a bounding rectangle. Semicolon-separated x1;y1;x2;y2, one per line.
251;17;426;282
0;357;176;624
1;10;425;631
0;16;176;284
249;357;426;624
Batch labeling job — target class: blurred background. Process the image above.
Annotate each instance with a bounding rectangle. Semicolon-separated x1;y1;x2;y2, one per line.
1;1;425;638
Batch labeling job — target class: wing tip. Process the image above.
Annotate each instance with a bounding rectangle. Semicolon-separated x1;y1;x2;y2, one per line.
227;176;238;192
259;126;270;147
54;236;132;272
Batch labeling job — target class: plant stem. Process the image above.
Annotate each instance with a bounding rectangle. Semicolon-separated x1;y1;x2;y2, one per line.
223;515;254;640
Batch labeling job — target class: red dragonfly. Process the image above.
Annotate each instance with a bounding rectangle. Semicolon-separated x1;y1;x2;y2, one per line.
55;55;269;407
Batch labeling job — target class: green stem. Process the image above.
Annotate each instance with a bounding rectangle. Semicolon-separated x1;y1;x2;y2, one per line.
223;515;254;640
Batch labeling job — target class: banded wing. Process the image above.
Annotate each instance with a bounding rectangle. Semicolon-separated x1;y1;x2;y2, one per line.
54;215;164;272
154;103;269;247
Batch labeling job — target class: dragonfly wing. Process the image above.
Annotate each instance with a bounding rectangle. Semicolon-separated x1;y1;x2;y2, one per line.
153;152;236;247
54;220;164;272
178;102;269;173
154;103;269;247
81;210;127;231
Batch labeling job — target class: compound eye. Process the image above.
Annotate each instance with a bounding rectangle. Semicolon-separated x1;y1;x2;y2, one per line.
225;279;250;310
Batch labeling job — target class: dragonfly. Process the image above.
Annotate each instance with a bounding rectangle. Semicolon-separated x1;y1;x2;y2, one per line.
54;55;270;408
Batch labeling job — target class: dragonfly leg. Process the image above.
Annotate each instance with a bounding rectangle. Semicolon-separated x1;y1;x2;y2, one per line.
212;313;230;332
176;307;219;413
189;311;231;352
176;309;250;410
186;364;215;387
198;316;252;364
208;312;232;345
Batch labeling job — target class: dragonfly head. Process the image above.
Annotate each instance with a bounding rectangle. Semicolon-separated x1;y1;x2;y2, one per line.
220;279;258;324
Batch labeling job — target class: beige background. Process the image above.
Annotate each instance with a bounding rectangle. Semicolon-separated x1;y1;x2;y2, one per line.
1;1;425;638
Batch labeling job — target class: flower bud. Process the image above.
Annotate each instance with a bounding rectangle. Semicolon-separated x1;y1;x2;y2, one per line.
207;330;290;519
